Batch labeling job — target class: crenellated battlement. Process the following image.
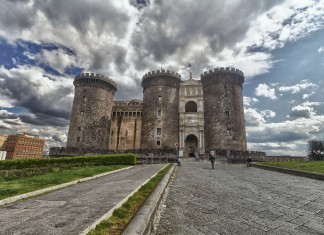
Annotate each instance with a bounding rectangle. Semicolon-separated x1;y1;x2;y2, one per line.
142;69;181;81
75;73;117;89
200;67;244;78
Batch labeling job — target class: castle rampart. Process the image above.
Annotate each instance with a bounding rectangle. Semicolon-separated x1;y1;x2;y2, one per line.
141;70;181;149
201;67;247;151
66;73;117;150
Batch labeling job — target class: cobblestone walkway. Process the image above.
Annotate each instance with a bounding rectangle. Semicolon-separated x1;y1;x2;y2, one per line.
154;159;324;235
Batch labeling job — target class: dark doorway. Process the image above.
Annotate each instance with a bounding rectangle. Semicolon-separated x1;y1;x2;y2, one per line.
185;134;198;157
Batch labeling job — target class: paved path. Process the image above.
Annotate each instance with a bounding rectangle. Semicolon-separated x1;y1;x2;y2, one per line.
154;159;324;235
0;164;166;235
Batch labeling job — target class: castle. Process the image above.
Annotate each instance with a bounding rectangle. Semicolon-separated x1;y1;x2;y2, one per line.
62;67;248;158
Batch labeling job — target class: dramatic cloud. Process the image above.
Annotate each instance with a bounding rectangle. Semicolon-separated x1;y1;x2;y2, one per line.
0;0;324;154
0;65;74;125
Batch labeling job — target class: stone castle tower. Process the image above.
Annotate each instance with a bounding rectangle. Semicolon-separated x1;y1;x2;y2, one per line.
66;73;117;149
141;70;181;149
60;67;247;157
201;68;247;151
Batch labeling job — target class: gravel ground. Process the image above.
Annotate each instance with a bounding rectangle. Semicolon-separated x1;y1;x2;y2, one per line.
154;159;324;235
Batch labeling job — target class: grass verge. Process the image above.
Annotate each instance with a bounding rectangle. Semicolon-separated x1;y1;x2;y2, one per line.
257;161;324;174
88;164;173;235
0;165;127;200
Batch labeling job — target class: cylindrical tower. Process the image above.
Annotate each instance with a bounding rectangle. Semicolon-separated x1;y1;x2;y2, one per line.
66;73;117;149
201;67;247;151
141;70;181;149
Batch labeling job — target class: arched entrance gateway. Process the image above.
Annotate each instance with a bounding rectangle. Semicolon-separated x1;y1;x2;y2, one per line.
185;134;198;158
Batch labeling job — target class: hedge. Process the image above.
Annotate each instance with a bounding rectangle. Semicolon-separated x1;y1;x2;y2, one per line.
0;154;136;170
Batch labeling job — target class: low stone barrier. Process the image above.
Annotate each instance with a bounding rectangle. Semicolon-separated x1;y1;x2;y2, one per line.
252;163;324;181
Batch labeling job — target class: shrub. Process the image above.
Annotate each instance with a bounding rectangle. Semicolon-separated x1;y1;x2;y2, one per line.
0;154;136;170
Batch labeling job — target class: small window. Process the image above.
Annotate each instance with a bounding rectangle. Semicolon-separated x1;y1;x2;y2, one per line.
80;111;84;116
78;126;82;131
77;137;81;142
224;84;228;90
158;87;162;91
225;111;230;117
157;140;161;146
126;131;128;136
158;110;162;117
111;130;114;136
158;96;162;101
157;128;161;135
83;96;87;101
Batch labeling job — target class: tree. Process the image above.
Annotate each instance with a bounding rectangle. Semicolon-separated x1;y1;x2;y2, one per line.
307;140;324;160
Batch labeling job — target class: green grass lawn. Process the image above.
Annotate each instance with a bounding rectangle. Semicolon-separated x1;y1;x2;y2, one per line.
258;161;324;174
0;165;127;200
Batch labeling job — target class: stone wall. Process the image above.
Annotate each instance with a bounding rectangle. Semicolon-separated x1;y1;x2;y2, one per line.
141;70;181;149
66;73;117;149
201;67;247;151
109;100;142;151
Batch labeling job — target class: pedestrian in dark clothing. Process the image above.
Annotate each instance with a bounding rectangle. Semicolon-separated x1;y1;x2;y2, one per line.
246;157;252;167
209;153;216;169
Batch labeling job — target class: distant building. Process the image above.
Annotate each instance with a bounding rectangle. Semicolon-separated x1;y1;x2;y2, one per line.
0;135;8;150
0;135;8;160
5;133;44;160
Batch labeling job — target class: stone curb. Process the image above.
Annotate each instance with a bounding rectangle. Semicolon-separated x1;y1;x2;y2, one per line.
0;166;133;207
81;164;173;235
122;164;176;235
252;163;324;181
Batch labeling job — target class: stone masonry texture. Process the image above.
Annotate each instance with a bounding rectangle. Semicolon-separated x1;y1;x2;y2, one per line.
154;160;324;235
66;73;117;149
201;68;247;151
62;67;250;157
141;70;181;149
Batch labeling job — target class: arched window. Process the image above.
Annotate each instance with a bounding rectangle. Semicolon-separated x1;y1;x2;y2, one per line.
185;101;197;112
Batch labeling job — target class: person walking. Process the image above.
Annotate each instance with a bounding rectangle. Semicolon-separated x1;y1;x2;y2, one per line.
209;153;216;169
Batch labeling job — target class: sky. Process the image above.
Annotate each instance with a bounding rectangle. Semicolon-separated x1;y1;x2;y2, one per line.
0;0;323;156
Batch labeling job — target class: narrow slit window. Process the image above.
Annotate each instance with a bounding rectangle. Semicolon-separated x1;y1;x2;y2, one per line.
157;128;161;135
225;111;230;117
157;140;161;146
158;110;162;117
80;111;84;116
77;137;81;142
158;96;162;101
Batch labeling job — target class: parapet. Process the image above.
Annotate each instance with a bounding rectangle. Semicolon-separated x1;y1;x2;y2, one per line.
142;69;181;82
200;67;244;78
75;73;117;90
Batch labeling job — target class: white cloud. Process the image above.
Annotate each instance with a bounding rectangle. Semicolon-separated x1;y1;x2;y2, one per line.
255;83;277;99
278;80;317;94
34;48;78;74
318;46;324;53
243;96;259;107
244;107;276;126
